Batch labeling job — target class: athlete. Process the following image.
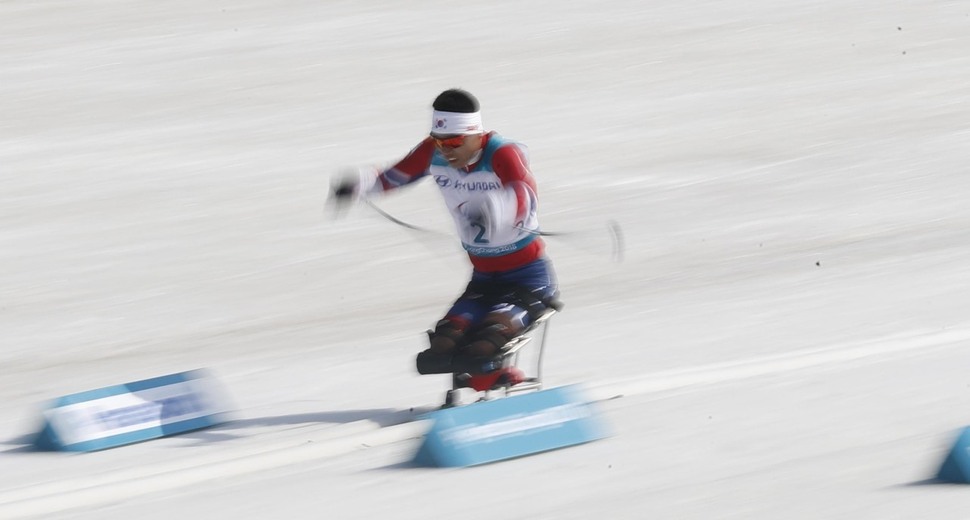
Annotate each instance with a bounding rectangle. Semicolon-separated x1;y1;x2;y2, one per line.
331;89;560;380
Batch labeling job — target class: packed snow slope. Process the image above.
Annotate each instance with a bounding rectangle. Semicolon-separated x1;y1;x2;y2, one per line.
2;0;970;518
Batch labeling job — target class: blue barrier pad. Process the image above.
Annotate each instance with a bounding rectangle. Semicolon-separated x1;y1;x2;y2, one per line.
413;384;609;467
938;427;970;483
33;369;233;452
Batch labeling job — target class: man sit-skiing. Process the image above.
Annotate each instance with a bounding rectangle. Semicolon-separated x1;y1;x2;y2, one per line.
332;88;560;384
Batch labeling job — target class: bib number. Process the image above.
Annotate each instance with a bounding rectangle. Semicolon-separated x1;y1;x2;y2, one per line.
471;223;489;244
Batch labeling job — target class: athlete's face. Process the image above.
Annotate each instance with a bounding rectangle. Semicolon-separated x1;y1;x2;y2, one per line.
431;133;484;168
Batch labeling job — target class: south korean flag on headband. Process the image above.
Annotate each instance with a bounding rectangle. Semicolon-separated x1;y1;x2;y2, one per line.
431;110;483;135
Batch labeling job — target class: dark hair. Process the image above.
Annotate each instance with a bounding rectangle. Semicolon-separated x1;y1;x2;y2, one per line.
432;89;480;113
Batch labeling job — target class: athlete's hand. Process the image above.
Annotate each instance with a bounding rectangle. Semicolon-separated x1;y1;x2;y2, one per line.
328;168;366;211
326;170;364;219
331;178;358;201
459;198;489;228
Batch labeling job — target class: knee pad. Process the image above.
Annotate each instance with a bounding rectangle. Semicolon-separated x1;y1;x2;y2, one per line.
465;314;522;357
427;318;466;354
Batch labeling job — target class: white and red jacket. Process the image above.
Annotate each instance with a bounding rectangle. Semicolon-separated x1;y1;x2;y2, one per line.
363;132;545;273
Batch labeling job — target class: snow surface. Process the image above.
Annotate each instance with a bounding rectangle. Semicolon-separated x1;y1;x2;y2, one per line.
2;0;970;518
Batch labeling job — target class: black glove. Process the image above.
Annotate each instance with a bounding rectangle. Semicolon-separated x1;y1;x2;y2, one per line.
332;178;358;200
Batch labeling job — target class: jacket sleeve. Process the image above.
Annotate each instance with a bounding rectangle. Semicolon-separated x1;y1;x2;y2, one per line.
363;138;437;195
489;142;539;227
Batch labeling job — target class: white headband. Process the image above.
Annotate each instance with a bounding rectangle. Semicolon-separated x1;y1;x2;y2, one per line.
430;110;483;135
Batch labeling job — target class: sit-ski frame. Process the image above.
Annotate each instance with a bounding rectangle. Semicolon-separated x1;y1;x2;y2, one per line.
444;308;557;407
